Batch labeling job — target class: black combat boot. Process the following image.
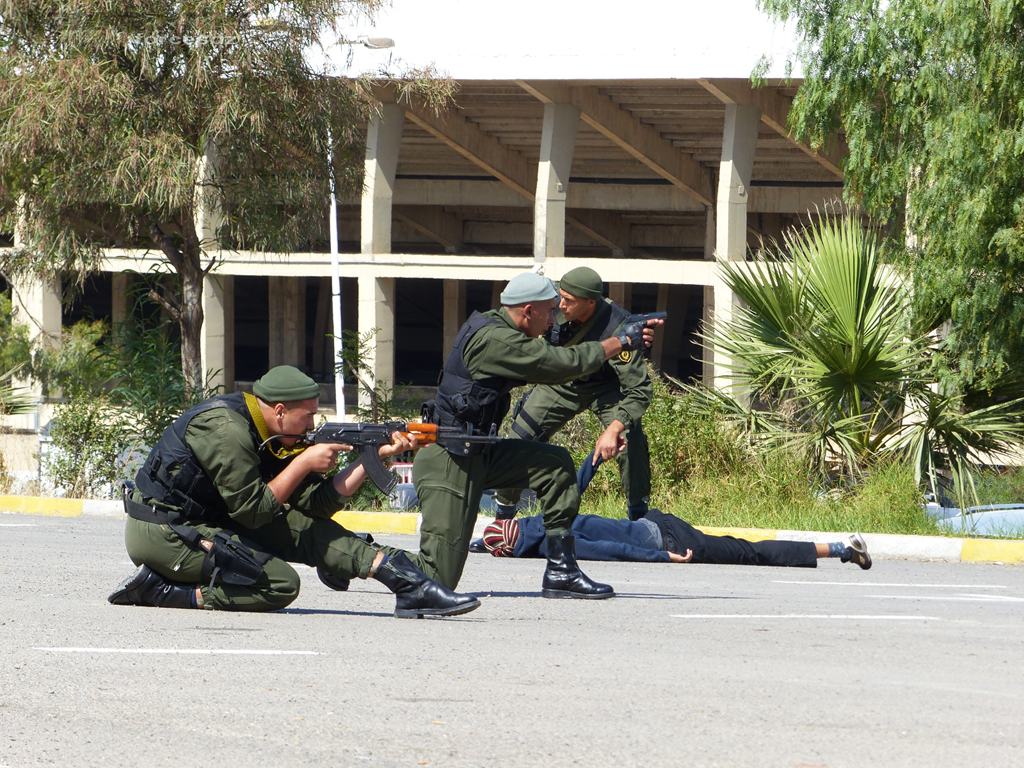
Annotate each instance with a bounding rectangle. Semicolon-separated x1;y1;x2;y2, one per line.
372;552;481;619
542;535;615;599
108;565;195;609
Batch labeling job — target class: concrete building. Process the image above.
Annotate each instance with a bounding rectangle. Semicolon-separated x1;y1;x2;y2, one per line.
0;1;847;474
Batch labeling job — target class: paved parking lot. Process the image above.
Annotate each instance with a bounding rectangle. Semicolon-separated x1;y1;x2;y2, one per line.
2;514;1022;767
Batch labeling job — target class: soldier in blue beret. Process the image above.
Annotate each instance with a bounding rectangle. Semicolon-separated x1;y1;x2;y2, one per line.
494;266;654;522
415;271;662;599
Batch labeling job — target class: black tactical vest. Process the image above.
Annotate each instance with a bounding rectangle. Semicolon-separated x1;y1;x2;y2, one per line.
423;311;527;439
134;391;260;522
549;299;631;383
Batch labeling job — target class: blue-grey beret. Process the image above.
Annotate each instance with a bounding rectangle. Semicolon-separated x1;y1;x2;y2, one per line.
499;272;558;305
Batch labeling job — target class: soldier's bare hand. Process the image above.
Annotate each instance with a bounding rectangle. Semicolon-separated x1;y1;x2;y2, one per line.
594;431;627;462
379;431;418;458
302;442;350;474
640;317;663;348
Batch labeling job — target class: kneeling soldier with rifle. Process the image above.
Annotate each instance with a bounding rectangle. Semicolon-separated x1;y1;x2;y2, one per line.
108;365;479;618
413;271;663;598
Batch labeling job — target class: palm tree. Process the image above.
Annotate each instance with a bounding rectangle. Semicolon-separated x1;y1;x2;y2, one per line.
0;365;34;417
691;214;1024;504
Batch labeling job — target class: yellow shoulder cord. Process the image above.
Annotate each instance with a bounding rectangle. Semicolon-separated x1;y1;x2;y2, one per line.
243;392;307;460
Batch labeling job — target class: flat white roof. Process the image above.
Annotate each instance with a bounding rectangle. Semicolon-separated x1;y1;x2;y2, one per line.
317;0;802;80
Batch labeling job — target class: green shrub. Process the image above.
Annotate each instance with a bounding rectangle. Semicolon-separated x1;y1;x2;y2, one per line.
536;365;940;535
31;318;112;398
0;293;32;376
535;367;749;514
44;394;132;499
42;313;217;498
104;318;197;446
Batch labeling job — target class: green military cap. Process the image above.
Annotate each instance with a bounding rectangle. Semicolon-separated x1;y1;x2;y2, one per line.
499;271;558;305
558;266;604;301
252;365;321;403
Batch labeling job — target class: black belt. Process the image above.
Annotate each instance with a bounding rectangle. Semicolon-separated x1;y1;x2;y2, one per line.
122;484;270;589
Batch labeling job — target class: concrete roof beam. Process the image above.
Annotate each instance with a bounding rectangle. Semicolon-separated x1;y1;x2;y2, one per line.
696;78;845;180
516;80;715;207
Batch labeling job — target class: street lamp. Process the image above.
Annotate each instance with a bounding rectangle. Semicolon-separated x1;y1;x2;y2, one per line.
357;37;395;49
329;34;394;418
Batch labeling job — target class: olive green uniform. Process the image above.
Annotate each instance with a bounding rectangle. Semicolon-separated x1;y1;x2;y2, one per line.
125;405;379;612
411;308;608;589
496;298;653;511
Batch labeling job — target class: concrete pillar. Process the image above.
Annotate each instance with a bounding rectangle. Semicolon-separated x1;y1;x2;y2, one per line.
11;206;60;341
703;205;717;383
758;212;785;255
194;141;223;253
194;140;232;390
111;273;131;329
268;277;305;369
534;103;580;264
8;276;59;417
201;275;234;392
312;276;332;374
608;282;631;310
713;103;760;388
357;276;395;411
443;279;467;354
651;284;670;371
717;104;760;263
361;103;405;255
11;279;61;355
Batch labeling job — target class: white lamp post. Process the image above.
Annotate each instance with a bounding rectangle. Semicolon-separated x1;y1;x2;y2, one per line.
328;35;394;418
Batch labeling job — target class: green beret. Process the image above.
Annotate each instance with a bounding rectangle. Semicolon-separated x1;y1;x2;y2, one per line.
558;266;604;301
499;272;558;305
253;365;321;403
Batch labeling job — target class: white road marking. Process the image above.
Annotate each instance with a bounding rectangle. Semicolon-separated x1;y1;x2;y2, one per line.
671;614;941;620
0;523;37;527
869;594;1024;603
33;647;320;655
773;581;1007;589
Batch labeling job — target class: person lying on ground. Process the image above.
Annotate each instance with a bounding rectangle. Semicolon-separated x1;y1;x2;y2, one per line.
479;509;872;570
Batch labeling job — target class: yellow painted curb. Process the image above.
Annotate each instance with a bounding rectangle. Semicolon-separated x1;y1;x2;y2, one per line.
332;510;418;535
0;496;83;517
696;526;778;542
961;538;1024;564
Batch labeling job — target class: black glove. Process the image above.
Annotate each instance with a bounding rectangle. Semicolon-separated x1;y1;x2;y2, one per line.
615;319;647;349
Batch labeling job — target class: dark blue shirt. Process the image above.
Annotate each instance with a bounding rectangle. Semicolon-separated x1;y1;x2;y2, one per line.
514;514;671;562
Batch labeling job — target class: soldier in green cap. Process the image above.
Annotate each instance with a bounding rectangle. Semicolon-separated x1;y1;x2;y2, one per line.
108;365;480;618
493;266;654;521
414;271;662;597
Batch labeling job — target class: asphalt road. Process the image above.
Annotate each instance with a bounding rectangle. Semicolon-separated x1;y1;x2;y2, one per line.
2;514;1022;768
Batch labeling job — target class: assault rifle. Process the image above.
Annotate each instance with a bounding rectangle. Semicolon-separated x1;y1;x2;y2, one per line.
295;422;501;495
